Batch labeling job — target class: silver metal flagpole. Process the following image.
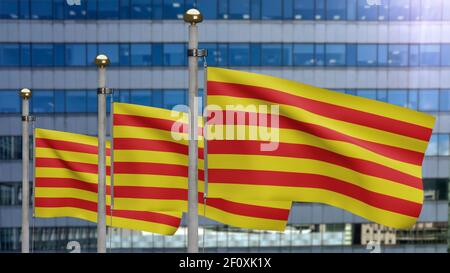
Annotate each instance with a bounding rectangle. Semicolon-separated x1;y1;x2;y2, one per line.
20;88;32;253
184;8;203;253
95;54;110;253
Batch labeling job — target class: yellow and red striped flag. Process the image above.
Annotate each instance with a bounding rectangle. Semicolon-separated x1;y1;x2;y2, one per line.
113;102;291;231
205;67;436;229
34;128;182;235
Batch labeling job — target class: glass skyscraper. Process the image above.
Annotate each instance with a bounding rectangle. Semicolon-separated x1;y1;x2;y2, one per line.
0;0;448;252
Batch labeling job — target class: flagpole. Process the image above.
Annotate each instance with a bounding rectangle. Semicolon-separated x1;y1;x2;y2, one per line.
95;54;110;253
20;88;32;253
184;8;203;253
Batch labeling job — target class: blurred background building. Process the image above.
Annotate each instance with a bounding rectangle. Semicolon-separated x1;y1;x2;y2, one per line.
0;0;448;252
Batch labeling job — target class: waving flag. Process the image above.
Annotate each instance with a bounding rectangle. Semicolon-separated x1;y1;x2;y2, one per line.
205;67;435;229
34;128;181;235
113;103;291;231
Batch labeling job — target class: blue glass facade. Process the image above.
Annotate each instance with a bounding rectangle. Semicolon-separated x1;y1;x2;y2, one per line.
3;42;450;67
1;88;449;114
1;0;450;21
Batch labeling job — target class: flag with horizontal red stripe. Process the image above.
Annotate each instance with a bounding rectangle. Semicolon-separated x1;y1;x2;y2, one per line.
205;67;436;229
113;103;292;231
34;128;182;235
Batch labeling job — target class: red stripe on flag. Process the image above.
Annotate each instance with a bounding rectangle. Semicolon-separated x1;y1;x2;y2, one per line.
35;177;112;195
114;162;188;177
35;158;111;175
208;81;432;141
114;138;189;154
208;140;422;190
34;197;180;228
36;138;110;156
208;169;422;218
209;110;425;166
113;186;289;221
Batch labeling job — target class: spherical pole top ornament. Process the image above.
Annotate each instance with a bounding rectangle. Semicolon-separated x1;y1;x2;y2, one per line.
183;8;203;24
94;54;110;68
19;88;32;99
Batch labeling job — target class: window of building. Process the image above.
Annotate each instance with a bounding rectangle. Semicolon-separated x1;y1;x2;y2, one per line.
409;45;420;66
438;134;449;156
261;44;282;66
130;0;152;19
66;90;87;113
87;91;97;113
440;90;450;111
98;44;119;65
197;0;217;19
53;44;64;66
388;44;408;66
377;0;389;21
283;0;293;19
389;0;410;21
119;44;130;66
425;134;438;156
325;44;346;66
217;44;228;66
218;0;228;19
357;44;377;66
250;0;261;19
33;90;54;113
315;0;325;20
131;44;152;66
229;0;250;19
387;90;408;108
293;44;314;66
130;90;152;106
419;90;439;111
229;44;250;66
377;44;388;66
0;0;19;19
283;44;293;66
315;44;325;66
31;44;53;66
120;0;131;19
408;90;418;110
98;0;120;19
261;0;282;20
326;0;346;20
420;0;442;21
0;44;20;66
199;43;218;66
65;0;87;19
346;44;357;66
30;0;52;19
377;89;387;102
163;43;185;66
163;0;184;19
65;44;86;66
152;43;163;65
293;0;314;20
420;45;440;66
440;45;450;66
19;0;30;19
357;0;377;20
55;90;65;112
356;90;376;100
346;0;357;20
0;91;20;113
250;43;261;66
163;90;185;110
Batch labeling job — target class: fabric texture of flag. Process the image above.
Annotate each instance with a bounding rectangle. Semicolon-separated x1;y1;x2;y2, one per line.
205;67;436;229
113;102;292;231
34;128;181;235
